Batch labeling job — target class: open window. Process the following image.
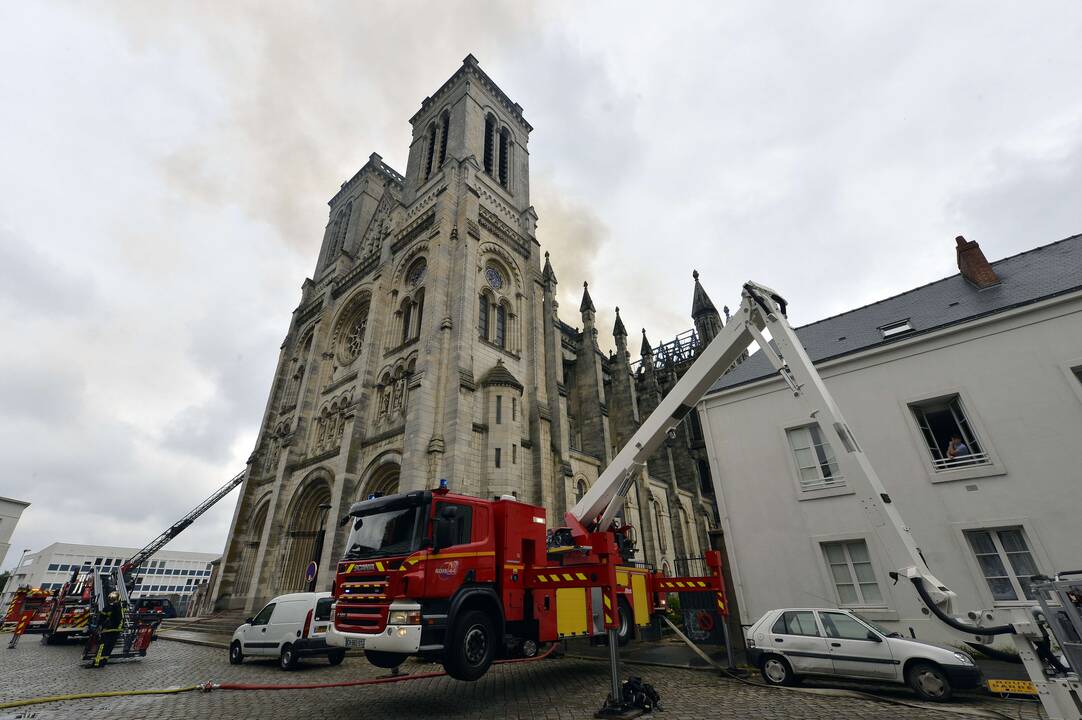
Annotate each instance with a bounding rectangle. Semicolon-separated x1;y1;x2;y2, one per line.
786;424;844;491
909;394;988;470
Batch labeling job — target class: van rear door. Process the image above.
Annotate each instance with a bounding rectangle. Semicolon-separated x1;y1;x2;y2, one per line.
310;597;333;639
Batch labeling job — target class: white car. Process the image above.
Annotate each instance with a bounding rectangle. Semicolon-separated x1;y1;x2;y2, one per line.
746;608;982;701
229;592;346;670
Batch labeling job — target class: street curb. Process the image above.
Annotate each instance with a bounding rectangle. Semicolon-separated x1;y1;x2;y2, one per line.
156;632;230;650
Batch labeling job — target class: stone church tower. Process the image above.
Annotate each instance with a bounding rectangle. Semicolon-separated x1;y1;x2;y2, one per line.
213;56;719;611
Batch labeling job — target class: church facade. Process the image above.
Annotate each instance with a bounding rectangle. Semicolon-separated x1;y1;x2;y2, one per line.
213;56;725;611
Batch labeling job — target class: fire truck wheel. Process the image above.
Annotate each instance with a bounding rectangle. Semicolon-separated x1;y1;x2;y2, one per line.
365;650;409;669
229;641;244;665
603;600;633;647
444;610;495;681
279;643;299;670
327;649;346;666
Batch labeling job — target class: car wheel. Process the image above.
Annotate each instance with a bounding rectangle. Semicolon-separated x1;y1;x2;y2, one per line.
365;650;410;669
443;609;496;681
907;662;953;702
279;644;298;670
519;639;539;658
327;649;346;666
760;655;797;686
229;641;244;665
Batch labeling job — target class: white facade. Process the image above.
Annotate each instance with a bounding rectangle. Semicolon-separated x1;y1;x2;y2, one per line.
699;242;1082;644
0;495;30;571
1;542;219;607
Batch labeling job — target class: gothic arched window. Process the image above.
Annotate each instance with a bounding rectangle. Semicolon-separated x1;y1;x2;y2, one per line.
495;303;507;349
326;202;352;267
438;109;450;169
575;479;587;503
424;122;437;182
483;114;496;175
400;297;413;345
478;293;490;341
498;128;510;187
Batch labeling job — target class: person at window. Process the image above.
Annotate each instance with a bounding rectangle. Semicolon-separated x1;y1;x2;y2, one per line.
947;434;971;461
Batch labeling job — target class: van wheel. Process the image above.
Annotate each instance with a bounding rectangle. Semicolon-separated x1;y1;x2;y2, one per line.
327;649;346;666
907;662;953;702
443;610;495;681
366;650;409;669
760;655;797;686
279;644;298;670
229;641;244;665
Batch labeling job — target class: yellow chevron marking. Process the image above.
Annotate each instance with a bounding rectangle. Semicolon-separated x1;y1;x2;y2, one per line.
698;581;706;587
603;595;612;609
575;573;587;581
562;574;573;582
537;575;547;582
347;564;355;573
375;562;385;572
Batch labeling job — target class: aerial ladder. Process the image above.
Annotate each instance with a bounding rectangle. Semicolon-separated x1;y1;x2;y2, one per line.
582;280;1080;719
71;471;246;665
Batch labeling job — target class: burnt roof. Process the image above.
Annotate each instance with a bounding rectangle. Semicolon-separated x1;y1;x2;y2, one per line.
709;233;1082;394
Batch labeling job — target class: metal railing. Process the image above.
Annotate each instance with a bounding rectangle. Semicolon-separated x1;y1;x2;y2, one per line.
932;451;990;471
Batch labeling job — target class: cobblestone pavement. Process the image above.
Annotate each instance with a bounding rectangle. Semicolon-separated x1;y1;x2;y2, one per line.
0;634;1045;720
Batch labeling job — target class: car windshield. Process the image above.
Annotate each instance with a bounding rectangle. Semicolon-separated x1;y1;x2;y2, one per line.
850;612;892;637
344;503;424;560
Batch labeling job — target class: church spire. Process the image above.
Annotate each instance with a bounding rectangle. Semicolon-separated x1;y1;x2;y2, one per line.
612;306;627;338
542;251;556;284
691;269;723;345
640;328;652;358
579;281;596;313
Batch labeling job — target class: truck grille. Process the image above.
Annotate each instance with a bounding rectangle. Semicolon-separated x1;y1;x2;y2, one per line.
335;574;390;634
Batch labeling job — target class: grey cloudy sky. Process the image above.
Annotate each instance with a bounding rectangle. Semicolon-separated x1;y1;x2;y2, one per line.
2;1;1081;569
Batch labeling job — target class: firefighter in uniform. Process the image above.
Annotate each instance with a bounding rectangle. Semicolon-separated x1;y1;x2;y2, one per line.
92;592;124;668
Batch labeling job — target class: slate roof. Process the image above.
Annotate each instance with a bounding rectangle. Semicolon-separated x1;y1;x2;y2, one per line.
708;233;1082;395
480;360;524;391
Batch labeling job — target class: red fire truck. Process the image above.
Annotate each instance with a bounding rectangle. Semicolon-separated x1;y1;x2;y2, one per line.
2;587;54;633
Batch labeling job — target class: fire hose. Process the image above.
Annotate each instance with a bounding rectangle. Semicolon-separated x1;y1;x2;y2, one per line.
0;643;558;710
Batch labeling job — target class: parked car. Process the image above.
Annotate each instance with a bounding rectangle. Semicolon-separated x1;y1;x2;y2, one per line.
745;608;982;701
229;592;345;669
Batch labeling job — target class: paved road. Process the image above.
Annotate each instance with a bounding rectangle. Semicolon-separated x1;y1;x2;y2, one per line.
0;634;1044;720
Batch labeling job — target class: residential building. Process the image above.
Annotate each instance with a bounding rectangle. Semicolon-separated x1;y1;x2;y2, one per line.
697;234;1082;643
0;495;30;569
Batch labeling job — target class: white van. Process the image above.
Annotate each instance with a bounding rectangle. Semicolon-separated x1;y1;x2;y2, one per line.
229;592;345;670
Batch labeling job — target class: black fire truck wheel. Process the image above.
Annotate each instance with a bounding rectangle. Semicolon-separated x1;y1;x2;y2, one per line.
365;650;409;669
444;609;495;681
229;641;244;665
327;649;346;666
279;643;299;670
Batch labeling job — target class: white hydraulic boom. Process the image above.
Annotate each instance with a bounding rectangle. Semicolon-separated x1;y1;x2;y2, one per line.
569;280;1080;719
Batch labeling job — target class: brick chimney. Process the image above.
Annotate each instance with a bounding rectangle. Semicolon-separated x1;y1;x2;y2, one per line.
955;236;1000;288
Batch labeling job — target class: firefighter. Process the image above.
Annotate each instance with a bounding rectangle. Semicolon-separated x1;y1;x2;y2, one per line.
91;592;124;668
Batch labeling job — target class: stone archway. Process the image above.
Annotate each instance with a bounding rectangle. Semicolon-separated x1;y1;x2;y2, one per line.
359;454;401;500
279;475;333;594
232;499;270;600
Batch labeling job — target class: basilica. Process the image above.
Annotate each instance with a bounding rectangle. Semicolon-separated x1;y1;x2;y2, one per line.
213;56;726;611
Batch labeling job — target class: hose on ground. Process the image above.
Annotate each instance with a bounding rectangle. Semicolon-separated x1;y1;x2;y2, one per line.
0;641;557;708
0;686;199;710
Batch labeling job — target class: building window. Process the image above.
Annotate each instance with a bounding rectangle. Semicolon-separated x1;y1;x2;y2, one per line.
786;424;843;491
438;109;449;169
878;319;913;339
512;397;517;421
495;304;506;349
512;444;517;464
48;564;59;571
964;527;1040;602
478;294;490;340
424;122;437;181
494;447;501;469
495;396;502;424
483;114;495;175
498;128;510;187
910;395;988;470
575;479;587;503
821;540;883;606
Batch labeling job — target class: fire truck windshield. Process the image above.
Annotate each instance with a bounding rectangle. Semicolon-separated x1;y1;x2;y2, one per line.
344;503;425;560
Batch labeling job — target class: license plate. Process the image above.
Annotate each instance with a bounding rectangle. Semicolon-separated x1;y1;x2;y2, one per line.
987;679;1037;695
345;637;365;649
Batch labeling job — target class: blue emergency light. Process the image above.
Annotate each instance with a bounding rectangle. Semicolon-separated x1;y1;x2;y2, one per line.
438;478;449;490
